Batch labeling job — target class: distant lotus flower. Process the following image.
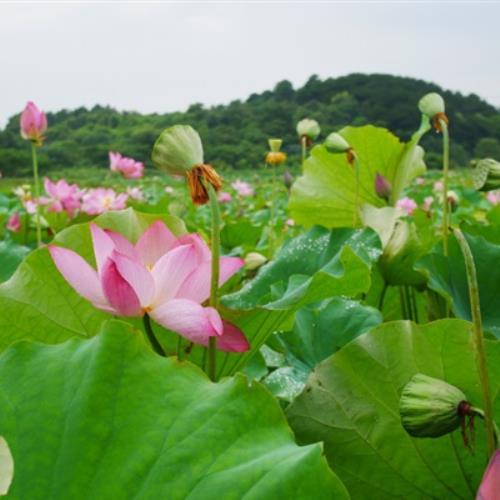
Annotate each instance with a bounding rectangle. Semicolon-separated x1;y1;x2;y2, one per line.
20;101;47;146
218;191;232;203
164;186;174;195
296;119;320;143
231;180;254;197
286;218;295;226
109;152;144;179
396;197;418;215
415;177;426;186
81;188;128;215
476;450;500;500
486;191;500;205
24;199;38;215
40;177;82;218
6;213;21;233
126;187;145;202
374;172;392;202
48;222;248;351
433;180;444;192
423;196;434;211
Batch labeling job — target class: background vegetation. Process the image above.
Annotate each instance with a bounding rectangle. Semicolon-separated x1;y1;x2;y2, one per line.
1;73;500;177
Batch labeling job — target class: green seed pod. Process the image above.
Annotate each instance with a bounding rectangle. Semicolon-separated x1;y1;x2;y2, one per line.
418;92;445;118
152;125;204;176
400;373;468;438
268;138;283;152
471;158;500;191
324;132;351;153
296;119;320;141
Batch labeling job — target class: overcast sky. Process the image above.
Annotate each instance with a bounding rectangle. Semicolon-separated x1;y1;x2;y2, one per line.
1;1;499;127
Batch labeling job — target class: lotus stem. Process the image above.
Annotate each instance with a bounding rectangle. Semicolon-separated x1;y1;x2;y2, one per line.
440;119;450;256
301;136;307;166
269;165;277;255
143;313;166;357
207;183;221;381
354;155;360;227
453;228;496;457
31;143;42;247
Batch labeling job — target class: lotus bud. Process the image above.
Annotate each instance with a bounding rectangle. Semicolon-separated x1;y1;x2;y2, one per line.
268;138;282;153
245;252;267;270
152;125;221;205
399;373;471;438
471;158;500;192
283;169;294;190
418;93;448;131
374;172;392;202
476;450;500;500
20;101;47;146
325;132;356;165
447;190;459;211
296;119;320;144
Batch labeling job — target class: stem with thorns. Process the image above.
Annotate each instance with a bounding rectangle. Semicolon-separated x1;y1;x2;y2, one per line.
31;143;42;246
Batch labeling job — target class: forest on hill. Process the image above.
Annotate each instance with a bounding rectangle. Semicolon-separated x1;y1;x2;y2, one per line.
1;73;500;176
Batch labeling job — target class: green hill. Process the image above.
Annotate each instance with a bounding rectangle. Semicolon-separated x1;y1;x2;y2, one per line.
1;73;500;176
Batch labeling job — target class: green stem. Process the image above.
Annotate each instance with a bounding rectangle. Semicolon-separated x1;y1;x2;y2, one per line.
176;335;183;361
399;287;409;320
301;136;307;166
31;143;42;246
378;282;388;312
207;183;221;382
269;165;277;255
142;314;166;357
440;120;450;257
410;287;419;324
353;156;360;227
453;228;496;457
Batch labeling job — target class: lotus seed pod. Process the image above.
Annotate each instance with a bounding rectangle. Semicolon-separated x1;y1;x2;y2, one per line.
152;125;204;176
471;158;500;191
266;151;287;166
324;132;351;153
296;119;320;141
399;373;468;438
245;252;267;270
418;93;445;118
268;138;283;152
374;172;392;202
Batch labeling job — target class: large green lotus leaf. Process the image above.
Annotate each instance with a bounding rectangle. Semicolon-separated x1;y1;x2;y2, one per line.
0;320;348;499
0;208;186;351
211;226;382;377
0;436;13;495
289;122;429;228
0;241;31;283
287;319;500;499
416;232;500;338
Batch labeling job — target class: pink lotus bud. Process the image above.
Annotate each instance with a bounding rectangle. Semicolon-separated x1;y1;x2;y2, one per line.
374;172;392;201
476;450;500;500
6;212;21;233
20;101;47;146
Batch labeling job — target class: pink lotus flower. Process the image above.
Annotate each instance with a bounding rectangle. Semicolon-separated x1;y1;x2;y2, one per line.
24;199;38;215
126;187;145;202
109;152;144;179
218;191;232;203
286;218;295;226
231;180;254;197
48;222;248;351
433;180;444;192
20;101;47;145
396;197;418;216
40;177;82;218
415;177;426;186
476;450;500;500
487;191;500;206
422;196;434;211
6;213;21;232
81;188;128;215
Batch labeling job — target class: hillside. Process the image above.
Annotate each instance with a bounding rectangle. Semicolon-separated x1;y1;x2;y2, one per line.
1;73;500;176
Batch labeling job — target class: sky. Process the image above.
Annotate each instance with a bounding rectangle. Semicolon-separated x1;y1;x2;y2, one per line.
1;1;499;127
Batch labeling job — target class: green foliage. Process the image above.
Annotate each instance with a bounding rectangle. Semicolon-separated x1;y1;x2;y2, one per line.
0;319;347;499
287;319;500;499
2;74;499;176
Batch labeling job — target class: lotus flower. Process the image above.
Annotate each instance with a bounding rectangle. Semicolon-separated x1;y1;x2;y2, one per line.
6;213;21;233
396;197;418;216
217;191;232;203
81;188;128;215
109;152;144;179
231;180;254;197
126;187;145;201
487;191;500;206
476;450;500;500
423;196;434;211
40;177;82;218
20;101;47;146
48;222;249;351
